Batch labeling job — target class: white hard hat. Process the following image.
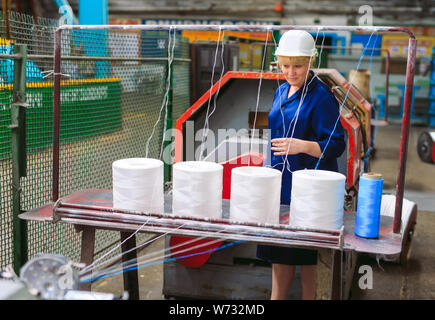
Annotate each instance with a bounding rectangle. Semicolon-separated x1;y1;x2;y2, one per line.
275;30;317;57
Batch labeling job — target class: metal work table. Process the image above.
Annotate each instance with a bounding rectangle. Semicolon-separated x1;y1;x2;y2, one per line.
19;188;409;300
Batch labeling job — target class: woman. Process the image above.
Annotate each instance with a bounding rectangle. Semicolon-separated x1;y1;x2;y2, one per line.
257;30;346;300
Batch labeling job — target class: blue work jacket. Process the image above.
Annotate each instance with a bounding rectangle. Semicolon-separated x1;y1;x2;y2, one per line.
268;71;346;205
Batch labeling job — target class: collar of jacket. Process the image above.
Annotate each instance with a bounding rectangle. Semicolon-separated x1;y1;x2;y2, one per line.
279;70;319;105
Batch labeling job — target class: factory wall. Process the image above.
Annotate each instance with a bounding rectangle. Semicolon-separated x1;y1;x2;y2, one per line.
67;0;435;25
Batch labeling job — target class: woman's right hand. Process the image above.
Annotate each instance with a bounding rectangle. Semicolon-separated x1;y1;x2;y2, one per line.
271;138;321;158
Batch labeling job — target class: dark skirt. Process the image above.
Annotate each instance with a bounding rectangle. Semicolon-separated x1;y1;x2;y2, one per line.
256;244;318;265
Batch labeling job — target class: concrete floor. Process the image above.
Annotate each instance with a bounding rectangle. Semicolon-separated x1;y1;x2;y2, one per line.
91;123;435;300
349;123;435;300
91;235;166;300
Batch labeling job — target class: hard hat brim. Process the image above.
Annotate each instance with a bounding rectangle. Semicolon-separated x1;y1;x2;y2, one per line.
275;49;316;57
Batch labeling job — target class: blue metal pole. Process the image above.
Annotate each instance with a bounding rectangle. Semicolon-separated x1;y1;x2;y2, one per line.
78;0;109;78
79;0;108;24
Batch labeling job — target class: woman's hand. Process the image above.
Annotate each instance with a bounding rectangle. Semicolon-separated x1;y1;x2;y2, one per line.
271;138;322;158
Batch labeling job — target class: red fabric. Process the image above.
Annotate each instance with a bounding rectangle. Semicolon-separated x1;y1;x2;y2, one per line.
432;140;435;164
169;236;220;268
169;153;265;268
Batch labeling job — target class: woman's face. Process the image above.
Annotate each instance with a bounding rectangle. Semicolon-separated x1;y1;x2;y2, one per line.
280;62;310;88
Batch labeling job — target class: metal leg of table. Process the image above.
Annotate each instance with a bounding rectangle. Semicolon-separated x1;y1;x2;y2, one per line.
331;249;343;300
120;231;140;300
77;225;96;292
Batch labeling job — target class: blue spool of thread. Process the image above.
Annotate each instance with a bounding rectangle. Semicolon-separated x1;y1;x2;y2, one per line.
355;172;384;238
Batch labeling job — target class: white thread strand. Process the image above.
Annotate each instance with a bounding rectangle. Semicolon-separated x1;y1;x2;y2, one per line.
200;27;222;160
81;227;260;283
80;223;191;280
315;31;376;167
249;28;270;166
102;235;224;273
81;235;228;283
159;28;177;160
79;218;151;275
145;26;176;158
208;30;226;120
271;32;286;145
82;227;243;281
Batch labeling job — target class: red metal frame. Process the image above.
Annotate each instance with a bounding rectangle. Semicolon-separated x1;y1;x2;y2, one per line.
340;113;362;190
433;141;435;164
175;70;362;190
175;71;282;162
52;25;417;235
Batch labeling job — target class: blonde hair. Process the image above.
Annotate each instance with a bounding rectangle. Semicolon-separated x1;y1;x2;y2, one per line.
277;53;318;68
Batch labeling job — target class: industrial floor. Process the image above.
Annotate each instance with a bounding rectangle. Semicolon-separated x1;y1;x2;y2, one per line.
91;123;435;300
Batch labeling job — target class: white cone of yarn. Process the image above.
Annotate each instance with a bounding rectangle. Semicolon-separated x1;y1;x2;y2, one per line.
290;169;346;230
112;158;164;213
172;161;223;219
230;166;282;225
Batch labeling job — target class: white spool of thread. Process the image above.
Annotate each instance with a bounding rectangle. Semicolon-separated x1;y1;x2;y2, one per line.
369;194;416;262
290;169;346;230
230;166;282;225
112;158;164;213
172;161;223;219
380;194;415;235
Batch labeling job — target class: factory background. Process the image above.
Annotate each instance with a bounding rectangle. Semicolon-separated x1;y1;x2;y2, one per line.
0;0;434;301
30;0;435;122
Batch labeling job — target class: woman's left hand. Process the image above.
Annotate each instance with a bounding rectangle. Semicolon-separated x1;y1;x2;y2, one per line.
271;138;322;158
